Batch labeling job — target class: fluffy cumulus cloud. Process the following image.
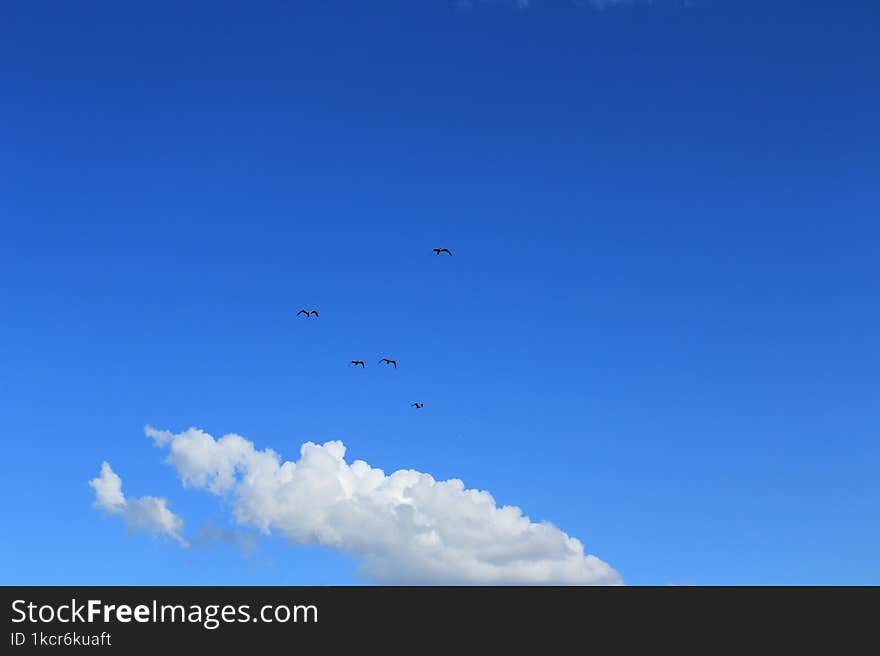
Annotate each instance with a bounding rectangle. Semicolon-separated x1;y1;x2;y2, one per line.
89;462;188;546
144;426;621;584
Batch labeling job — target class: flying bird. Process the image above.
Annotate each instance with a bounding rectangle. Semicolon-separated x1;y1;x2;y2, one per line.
379;358;398;368
432;248;452;256
350;360;365;368
296;309;319;317
411;402;424;409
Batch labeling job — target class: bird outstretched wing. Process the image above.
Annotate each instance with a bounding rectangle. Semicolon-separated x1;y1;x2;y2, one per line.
310;310;319;317
296;309;308;316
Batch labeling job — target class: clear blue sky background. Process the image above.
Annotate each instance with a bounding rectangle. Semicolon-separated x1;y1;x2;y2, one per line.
1;0;877;585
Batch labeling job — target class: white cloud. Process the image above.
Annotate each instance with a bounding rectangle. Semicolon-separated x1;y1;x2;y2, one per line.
89;462;188;547
145;426;621;584
89;461;126;512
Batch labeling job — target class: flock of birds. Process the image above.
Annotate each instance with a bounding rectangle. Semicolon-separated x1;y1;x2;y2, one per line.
296;246;453;410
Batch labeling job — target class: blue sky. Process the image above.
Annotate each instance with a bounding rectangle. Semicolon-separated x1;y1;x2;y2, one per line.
1;0;878;585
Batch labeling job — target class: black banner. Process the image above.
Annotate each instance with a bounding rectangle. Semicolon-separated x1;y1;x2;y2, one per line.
1;586;874;651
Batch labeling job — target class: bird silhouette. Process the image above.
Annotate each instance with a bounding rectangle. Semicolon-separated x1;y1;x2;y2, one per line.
432;248;452;256
350;360;365;368
411;402;424;409
296;309;319;317
379;358;398;368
